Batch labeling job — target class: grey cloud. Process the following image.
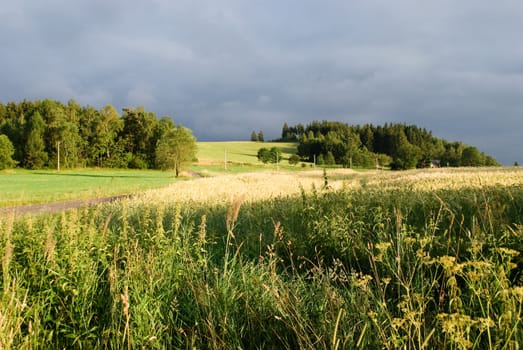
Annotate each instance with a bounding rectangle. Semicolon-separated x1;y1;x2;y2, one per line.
0;0;522;164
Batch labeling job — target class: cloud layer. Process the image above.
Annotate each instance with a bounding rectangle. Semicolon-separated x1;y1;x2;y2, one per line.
1;0;522;164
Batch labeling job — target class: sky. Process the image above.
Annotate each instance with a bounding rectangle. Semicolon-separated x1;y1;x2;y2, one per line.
1;1;522;164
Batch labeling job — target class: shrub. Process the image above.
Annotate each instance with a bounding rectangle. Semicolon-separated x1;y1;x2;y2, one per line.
288;154;300;165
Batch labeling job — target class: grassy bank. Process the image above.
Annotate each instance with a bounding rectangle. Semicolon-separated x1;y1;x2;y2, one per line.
1;168;522;348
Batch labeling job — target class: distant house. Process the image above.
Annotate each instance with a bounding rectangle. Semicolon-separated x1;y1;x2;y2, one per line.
431;160;441;168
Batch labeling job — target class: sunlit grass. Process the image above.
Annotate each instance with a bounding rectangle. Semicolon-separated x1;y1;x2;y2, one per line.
139;169;356;205
140;167;523;205
1;166;522;348
0;168;178;207
197;141;298;164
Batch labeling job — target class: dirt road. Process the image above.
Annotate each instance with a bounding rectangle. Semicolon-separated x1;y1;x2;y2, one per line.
0;194;132;217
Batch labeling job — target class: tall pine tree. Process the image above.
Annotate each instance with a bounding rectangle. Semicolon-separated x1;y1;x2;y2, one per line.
24;111;48;169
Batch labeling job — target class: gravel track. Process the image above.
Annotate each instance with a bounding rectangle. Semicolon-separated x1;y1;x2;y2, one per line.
0;194;132;217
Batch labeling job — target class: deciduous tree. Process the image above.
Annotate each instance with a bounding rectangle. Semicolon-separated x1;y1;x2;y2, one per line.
95;104;123;166
257;147;271;163
257;147;281;164
461;146;484;166
121;107;159;168
155;125;197;176
0;134;17;169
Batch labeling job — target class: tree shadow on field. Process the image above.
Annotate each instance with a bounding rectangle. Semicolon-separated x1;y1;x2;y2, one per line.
32;172;158;179
277;147;298;154
243;146;296;154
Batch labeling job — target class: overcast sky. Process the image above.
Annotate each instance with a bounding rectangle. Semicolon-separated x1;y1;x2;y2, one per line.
1;1;522;164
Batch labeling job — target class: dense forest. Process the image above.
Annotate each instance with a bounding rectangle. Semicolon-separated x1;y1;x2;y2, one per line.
0;99;196;171
0;99;499;171
279;121;499;169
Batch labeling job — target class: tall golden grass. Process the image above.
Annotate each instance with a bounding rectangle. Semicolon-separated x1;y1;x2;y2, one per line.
139;167;523;205
138;169;355;205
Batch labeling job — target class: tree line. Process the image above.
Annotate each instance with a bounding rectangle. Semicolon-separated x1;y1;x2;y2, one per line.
279;121;499;169
0;99;196;174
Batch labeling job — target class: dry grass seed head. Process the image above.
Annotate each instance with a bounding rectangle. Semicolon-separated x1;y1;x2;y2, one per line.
226;196;243;233
2;212;14;274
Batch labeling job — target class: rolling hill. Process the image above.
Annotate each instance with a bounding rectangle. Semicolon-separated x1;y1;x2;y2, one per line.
196;141;298;164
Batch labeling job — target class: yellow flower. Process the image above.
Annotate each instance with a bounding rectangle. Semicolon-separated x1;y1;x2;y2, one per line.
476;317;494;331
438;255;456;270
391;317;405;330
438;255;464;274
416;249;431;263
375;242;392;251
511;286;523;300
404;237;416;245
354;274;373;291
493;247;519;258
466;270;480;282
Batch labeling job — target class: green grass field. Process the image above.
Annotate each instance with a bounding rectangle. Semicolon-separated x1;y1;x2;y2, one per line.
0;142;300;207
197;141;298;164
0;169;178;207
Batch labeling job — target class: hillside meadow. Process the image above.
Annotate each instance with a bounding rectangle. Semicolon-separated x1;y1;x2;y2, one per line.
196;141;298;165
1;167;523;349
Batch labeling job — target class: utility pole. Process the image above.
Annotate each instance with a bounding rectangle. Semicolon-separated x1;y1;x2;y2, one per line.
57;141;61;171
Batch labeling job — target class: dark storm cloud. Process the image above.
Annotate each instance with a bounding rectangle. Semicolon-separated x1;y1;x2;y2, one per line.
1;0;522;164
